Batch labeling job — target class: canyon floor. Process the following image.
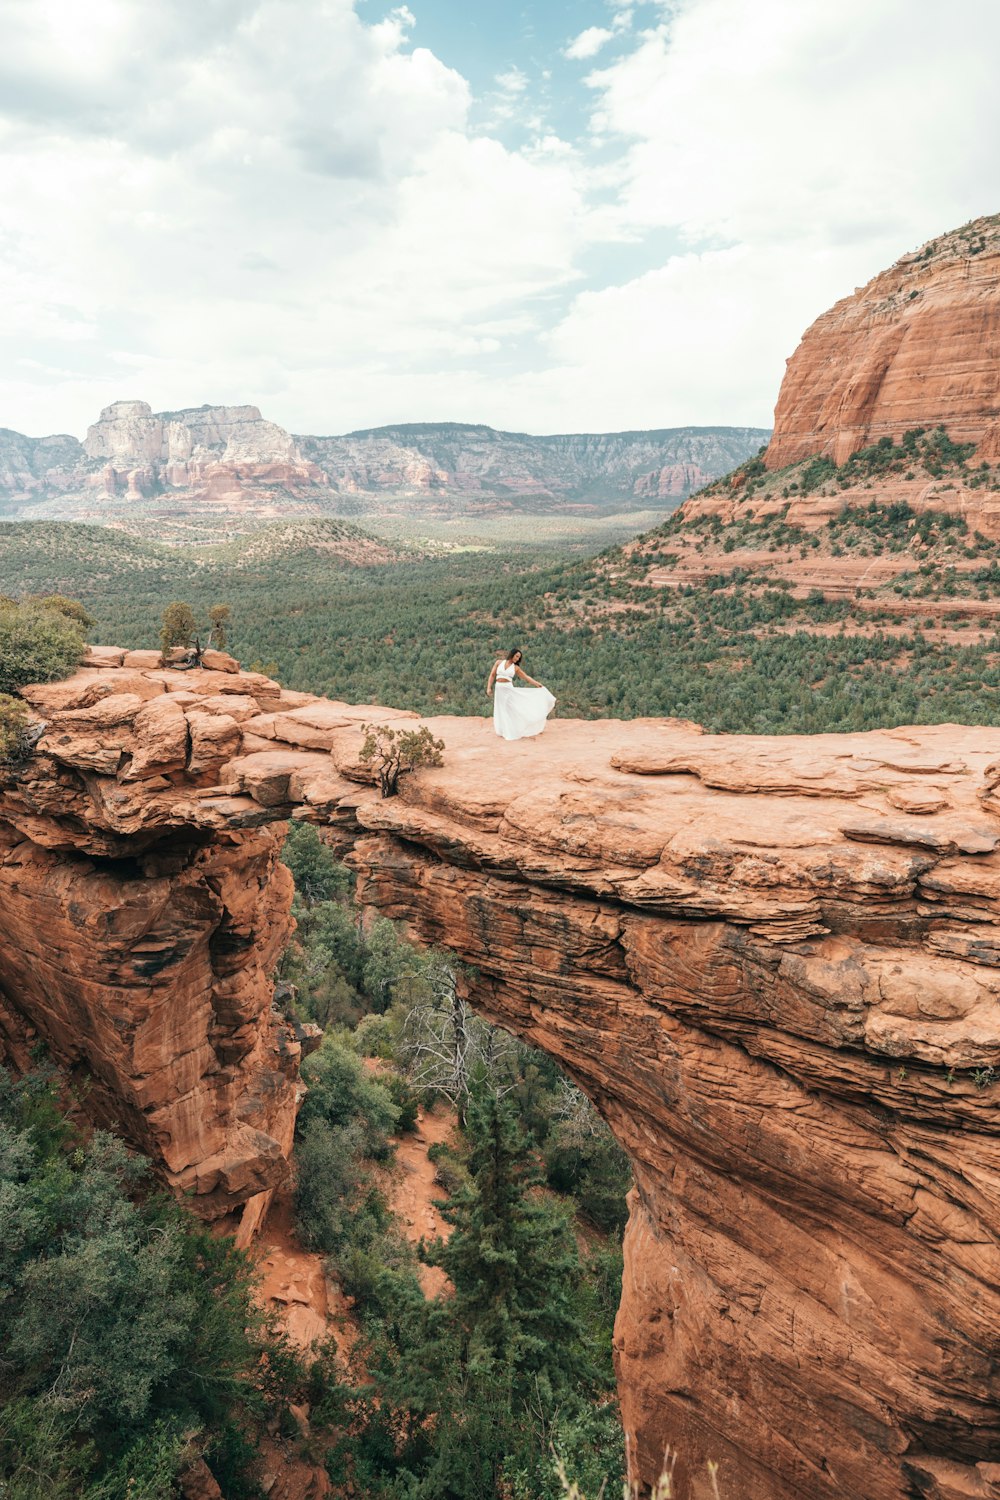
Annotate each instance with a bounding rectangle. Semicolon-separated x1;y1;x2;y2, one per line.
256;1101;455;1353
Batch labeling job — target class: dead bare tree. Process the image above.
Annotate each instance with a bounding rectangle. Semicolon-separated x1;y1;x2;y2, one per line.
397;964;521;1117
550;1075;607;1140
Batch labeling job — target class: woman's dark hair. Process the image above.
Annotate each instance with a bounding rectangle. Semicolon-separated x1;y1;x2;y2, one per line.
505;647;522;662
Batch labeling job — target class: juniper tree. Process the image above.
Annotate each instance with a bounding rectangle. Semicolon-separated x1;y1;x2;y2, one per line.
158;601;196;658
208;603;231;649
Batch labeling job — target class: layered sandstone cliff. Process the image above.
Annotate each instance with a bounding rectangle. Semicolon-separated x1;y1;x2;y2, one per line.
0;654;326;1240
0;407;767;520
83;400;297;467
300;424;765;508
78;399;327;510
3;657;1000;1497
766;213;1000;470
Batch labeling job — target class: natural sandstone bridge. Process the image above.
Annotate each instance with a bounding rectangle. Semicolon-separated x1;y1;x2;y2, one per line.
2;648;1000;1500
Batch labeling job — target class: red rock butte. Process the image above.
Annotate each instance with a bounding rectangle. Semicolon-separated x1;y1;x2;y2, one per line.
4;649;1000;1500
766;213;1000;470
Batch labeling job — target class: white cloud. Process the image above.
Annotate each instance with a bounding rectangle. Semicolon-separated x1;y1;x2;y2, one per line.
586;0;999;247
545;0;1000;429
0;0;592;435
491;244;865;432
564;27;615;61
1;0;998;439
495;67;528;94
564;8;632;62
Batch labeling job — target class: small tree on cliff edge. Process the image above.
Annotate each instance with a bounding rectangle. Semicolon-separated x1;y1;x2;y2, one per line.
208;603;232;650
359;723;444;797
159;602;197;660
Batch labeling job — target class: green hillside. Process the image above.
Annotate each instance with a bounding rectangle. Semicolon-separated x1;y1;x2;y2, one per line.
5;512;1000;734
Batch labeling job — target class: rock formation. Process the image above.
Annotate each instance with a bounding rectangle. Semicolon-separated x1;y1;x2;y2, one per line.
0;654;325;1242
84;401;298;467
77;399;327;515
4;654;1000;1497
0;408;768;522
299;424;766;509
613;215;1000;639
0;426;85;507
767;213;1000;470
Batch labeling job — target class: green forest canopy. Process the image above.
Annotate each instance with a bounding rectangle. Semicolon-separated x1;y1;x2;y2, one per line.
3;502;1000;735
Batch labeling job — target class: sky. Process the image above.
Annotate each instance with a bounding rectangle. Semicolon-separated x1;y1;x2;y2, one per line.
0;0;998;439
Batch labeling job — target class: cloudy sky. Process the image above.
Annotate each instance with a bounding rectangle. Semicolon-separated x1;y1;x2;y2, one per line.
1;0;997;439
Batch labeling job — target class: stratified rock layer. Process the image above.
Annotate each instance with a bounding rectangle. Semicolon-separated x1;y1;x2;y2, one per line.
0;406;767;519
0;658;323;1241
767;213;1000;469
4;658;1000;1498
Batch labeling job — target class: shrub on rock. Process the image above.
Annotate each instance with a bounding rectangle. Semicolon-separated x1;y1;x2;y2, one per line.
360;722;445;797
0;696;32;764
0;599;86;695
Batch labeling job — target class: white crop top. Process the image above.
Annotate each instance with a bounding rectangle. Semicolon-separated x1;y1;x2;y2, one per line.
496;660;516;683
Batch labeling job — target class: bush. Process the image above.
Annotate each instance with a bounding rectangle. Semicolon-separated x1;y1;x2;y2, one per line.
360;722;445;797
545;1116;631;1233
282;821;353;905
353;1011;398;1059
0;694;32;764
299;1034;399;1150
0;1066;302;1496
385;1070;420;1133
294;1036;400;1258
426;1137;469;1197
0;599;86;694
28;594;95;630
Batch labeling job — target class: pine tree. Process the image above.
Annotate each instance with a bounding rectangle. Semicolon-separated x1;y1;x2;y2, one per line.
346;1090;600;1497
425;1089;590;1407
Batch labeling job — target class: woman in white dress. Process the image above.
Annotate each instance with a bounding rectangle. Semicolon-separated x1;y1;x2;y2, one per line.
486;648;556;741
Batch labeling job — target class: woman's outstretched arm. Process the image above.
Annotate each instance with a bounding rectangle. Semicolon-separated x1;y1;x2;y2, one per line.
514;666;541;686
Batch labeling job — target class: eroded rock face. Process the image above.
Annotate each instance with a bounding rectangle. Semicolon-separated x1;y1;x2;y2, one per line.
0;658;323;1240
4;660;1000;1496
767;213;1000;469
335;720;1000;1499
84;400;297;466
0;407;767;519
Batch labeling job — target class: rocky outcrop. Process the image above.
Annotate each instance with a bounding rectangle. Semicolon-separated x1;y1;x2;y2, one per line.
5;659;1000;1497
0;656;327;1242
336;719;1000;1500
0;407;767;521
75;399;327;513
0;427;84;505
84;400;300;469
767;213;1000;469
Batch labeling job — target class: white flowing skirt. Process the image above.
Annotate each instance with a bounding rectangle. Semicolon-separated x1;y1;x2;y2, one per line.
493;682;556;740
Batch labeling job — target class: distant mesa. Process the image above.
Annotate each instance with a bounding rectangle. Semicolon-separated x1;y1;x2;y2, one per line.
0;399;769;525
83;399;297;467
766;212;1000;470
